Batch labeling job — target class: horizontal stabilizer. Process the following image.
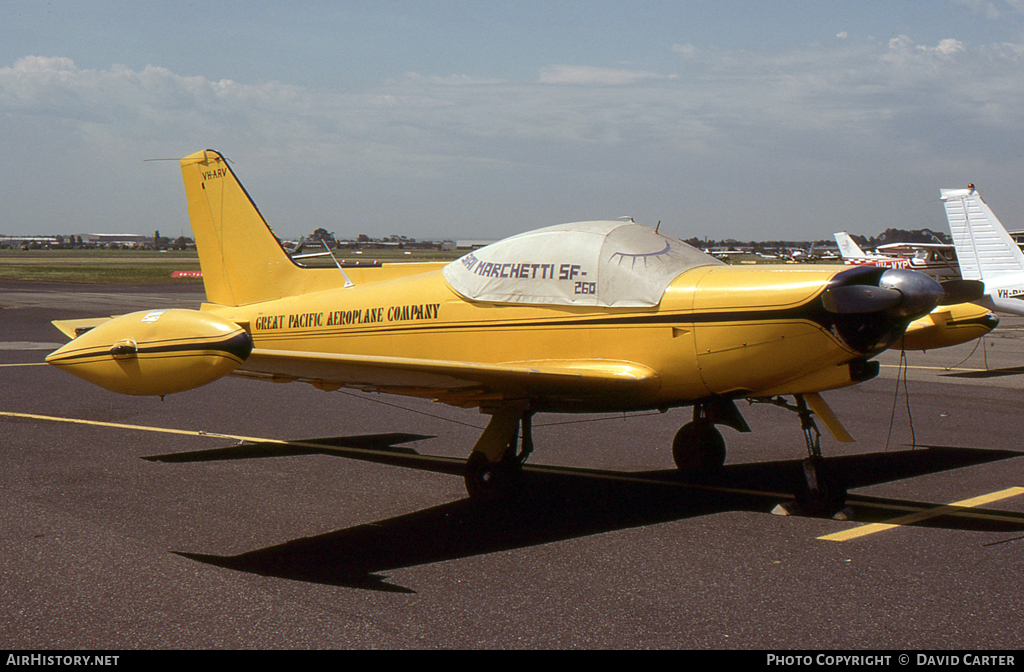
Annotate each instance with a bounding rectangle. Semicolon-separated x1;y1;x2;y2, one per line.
939;279;985;305
51;317;113;340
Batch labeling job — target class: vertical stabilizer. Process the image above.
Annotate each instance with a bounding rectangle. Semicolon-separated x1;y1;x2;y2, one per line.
941;186;1024;282
833;232;866;259
180;150;343;306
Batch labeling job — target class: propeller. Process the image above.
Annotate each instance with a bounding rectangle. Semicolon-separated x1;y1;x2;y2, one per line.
821;285;903;314
822;269;945;320
938;279;985;305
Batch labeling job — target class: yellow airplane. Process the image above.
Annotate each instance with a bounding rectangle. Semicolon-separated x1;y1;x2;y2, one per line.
46;150;994;513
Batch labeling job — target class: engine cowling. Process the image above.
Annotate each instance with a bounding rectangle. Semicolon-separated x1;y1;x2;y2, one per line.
46;309;252;396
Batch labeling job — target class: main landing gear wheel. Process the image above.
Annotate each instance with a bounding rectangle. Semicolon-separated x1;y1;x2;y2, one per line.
464;408;533;502
465;452;522;502
672;421;726;473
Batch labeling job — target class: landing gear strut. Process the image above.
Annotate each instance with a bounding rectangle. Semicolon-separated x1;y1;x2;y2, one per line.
765;394;848;516
464;405;534;501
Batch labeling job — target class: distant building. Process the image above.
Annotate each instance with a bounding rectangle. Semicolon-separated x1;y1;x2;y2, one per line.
80;233;149;246
0;235;59;247
456;239;496;250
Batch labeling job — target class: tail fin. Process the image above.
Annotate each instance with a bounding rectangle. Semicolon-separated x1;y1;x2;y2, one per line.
180;150;342;306
833;232;866;259
941;186;1024;282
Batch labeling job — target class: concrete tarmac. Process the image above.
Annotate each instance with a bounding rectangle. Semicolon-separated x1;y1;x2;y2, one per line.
3;280;1024;649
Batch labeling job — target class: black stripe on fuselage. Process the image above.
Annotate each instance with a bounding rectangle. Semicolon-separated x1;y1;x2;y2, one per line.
50;331;253;364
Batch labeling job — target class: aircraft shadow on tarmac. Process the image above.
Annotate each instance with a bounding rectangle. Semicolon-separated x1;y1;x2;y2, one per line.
157;437;1024;593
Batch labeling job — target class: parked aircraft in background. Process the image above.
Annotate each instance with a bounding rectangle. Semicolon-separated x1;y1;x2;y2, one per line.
834;232;960;279
835;232;993;349
942;185;1024;316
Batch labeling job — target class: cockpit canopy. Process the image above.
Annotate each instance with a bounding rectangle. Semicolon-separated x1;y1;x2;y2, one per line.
442;220;722;307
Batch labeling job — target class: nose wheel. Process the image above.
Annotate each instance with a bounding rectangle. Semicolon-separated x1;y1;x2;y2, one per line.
756;394;849;516
792;395;847;515
795;457;846;517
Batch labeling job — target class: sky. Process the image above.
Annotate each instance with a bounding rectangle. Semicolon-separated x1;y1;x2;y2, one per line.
3;0;1024;242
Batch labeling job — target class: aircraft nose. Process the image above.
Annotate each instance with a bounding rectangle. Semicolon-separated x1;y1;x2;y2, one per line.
820;266;953;354
821;267;944;321
878;269;945;320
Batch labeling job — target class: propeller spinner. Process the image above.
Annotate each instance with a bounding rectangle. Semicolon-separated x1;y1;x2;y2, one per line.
822;268;945;319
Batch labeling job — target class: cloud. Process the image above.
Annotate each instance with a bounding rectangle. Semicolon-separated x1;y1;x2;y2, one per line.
671;43;701;57
0;55;311;143
951;0;1024;19
4;35;1024;239
917;38;965;55
7;37;1018;175
537;65;678;85
399;72;507;86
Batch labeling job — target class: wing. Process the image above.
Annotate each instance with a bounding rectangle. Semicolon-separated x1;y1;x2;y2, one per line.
237;349;660;409
896;303;998;351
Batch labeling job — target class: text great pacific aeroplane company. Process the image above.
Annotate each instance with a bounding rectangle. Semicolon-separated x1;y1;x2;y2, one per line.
254;303;442;331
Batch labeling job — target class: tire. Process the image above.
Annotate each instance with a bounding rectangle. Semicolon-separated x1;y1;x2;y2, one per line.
464;452;522;502
795;458;847;516
672;421;726;472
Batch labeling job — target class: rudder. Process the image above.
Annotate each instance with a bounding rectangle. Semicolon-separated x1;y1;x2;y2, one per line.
833;232;866;259
180;150;342;306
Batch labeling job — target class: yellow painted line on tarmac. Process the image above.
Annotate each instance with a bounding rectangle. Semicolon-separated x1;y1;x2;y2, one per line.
0;410;282;444
819;487;1024;542
879;364;987;373
0;410;463;468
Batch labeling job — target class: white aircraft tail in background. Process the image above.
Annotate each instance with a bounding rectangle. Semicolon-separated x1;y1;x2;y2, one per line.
833;231;917;273
834;232;868;259
941;185;1024;315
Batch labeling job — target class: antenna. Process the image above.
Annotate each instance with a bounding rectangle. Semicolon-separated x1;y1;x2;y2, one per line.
289;238;354;288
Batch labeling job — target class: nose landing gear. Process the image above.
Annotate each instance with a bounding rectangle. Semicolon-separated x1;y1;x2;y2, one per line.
791;395;847;516
754;394;849;517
